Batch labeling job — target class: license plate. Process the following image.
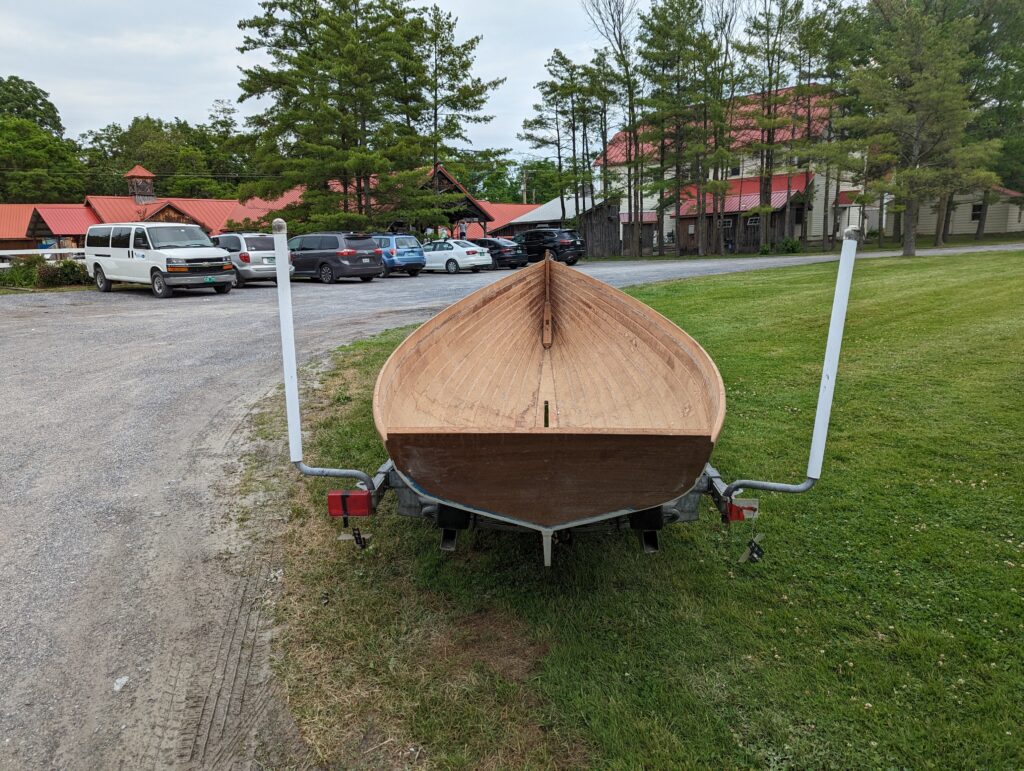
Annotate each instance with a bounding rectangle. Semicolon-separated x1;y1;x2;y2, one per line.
362;257;370;263
204;276;215;283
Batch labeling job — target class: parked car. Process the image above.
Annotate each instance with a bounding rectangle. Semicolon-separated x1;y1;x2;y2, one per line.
422;239;492;273
371;234;427;277
520;228;586;264
286;232;383;283
213;231;293;287
469;237;528;269
85;222;233;298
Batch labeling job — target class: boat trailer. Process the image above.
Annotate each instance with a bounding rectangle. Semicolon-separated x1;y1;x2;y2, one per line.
271;219;861;566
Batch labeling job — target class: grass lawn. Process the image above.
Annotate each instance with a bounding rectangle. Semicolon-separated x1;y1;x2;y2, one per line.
273;249;1024;768
587;231;1024;261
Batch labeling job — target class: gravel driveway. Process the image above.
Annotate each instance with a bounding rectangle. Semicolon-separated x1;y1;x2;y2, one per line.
0;246;1017;766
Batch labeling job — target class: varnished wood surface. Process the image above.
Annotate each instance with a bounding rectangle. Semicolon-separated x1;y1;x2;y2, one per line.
372;259;726;526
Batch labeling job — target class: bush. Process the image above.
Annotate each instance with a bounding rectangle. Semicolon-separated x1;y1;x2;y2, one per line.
0;254;45;288
778;237;803;254
36;259;90;287
0;256;90;289
759;243;772;255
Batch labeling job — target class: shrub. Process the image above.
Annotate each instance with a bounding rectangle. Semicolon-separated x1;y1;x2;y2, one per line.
759;243;773;255
778;237;803;254
36;259;90;288
0;254;44;288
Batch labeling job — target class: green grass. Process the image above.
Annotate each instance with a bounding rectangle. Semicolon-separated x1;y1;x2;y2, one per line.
587;231;1024;261
276;249;1024;768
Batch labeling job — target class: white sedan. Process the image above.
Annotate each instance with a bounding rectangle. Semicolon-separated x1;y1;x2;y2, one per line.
422;239;492;274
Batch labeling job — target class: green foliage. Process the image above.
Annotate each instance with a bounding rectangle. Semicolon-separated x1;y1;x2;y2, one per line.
777;236;802;253
78;104;253;198
0;256;89;288
35;259;89;287
0;117;85;203
758;243;773;255
237;0;501;229
0;75;64;136
0;255;44;287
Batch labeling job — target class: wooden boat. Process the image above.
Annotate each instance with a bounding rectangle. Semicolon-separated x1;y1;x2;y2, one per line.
372;259;726;530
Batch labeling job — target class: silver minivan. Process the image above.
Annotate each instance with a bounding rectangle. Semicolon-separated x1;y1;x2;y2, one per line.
212;231;291;287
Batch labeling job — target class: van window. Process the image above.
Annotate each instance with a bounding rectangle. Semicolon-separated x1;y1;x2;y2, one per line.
110;227;132;249
148;225;213;249
344;236;377;251
86;227;111;248
218;235;241;252
133;229;151;249
315;235;339;250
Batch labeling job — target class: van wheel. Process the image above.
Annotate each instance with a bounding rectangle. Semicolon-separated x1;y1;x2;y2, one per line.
445;259;459;274
151;272;174;298
319;264;335;284
380;264;391;278
214;284;231;294
94;266;111;292
232;269;246;288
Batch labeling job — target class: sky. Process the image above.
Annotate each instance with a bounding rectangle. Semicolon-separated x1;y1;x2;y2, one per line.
0;0;609;158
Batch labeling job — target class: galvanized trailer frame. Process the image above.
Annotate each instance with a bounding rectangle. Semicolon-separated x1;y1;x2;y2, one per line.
271;219;861;566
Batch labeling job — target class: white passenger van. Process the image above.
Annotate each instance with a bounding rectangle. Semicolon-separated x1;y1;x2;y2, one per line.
85;222;234;298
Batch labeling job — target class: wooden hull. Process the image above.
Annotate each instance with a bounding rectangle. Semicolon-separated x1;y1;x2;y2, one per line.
373;260;726;529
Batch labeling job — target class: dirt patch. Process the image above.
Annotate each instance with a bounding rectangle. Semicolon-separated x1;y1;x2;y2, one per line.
432;609;548;684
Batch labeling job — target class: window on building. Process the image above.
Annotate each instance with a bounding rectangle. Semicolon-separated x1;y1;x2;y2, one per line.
729;163;741;177
971;203;984;222
746;215;760;228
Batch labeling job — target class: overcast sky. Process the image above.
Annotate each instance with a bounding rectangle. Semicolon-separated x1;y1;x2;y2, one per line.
0;0;611;158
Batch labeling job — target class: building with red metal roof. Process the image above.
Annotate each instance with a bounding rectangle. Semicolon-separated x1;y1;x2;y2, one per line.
0;205;38;250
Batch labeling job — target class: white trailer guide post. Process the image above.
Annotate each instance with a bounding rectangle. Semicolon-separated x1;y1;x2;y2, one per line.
271;216;863;565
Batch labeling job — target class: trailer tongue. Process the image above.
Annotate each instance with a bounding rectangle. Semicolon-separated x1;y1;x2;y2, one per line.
272;217;861;566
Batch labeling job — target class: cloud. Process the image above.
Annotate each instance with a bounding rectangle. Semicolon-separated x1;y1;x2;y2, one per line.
0;0;622;155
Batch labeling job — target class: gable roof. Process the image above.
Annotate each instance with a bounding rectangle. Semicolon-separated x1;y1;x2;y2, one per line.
0;204;37;240
466;202;542;238
31;204;100;236
123;164;155;178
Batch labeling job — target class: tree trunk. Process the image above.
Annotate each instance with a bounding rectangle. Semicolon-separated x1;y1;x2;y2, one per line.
878;194;885;248
904;199;917;256
975;199;989;240
821;165;831;251
942;194;954;240
934;194;948;247
893;210;903;246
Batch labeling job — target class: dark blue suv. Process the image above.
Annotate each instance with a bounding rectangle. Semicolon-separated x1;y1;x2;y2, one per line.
372;234;427;277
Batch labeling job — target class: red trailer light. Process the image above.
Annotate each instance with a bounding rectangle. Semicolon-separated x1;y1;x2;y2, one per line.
336;248;357;257
327;490;372;518
239;252;251;263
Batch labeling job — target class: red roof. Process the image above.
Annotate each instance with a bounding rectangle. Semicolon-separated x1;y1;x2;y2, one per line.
84;195;268;235
677;173;814;217
0;204;37;240
835;189;861;207
620;211;658;224
34;204;100;235
123;164;155;179
466;202;542;238
993;185;1023;198
598;87;831;166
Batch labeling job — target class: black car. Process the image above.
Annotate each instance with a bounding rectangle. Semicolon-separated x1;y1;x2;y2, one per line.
519;228;586;264
469;237;528;269
287;232;383;283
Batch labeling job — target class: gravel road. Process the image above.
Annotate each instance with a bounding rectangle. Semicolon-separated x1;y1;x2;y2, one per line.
1;245;1018;766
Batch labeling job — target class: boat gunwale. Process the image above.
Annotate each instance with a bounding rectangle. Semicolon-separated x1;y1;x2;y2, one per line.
372;260;727;443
